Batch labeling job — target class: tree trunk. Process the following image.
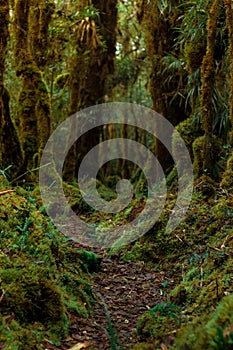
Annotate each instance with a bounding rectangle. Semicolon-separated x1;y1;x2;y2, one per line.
0;0;22;177
29;0;55;69
137;0;186;173
200;0;221;177
63;0;118;182
221;0;233;190
14;0;53;177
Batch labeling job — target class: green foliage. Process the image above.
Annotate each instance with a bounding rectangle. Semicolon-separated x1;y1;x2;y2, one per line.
74;4;100;21
110;0;152;106
220;155;233;191
0;166;12;180
132;343;157;350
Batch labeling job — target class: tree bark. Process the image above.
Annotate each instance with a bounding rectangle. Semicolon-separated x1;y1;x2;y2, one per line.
200;0;221;177
137;0;186;173
0;0;22;177
220;0;233;190
63;0;118;182
14;0;53;176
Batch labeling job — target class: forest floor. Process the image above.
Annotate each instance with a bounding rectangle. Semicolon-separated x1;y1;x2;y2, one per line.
43;244;171;350
3;180;232;349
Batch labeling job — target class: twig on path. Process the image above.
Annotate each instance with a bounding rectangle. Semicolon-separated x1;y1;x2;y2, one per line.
0;189;15;196
207;243;230;256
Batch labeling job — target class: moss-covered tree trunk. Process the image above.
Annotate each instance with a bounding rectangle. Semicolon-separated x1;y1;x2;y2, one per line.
63;0;118;181
221;0;233;189
69;0;117;112
137;0;186;173
29;0;55;69
14;0;54;176
199;0;221;178
0;0;22;177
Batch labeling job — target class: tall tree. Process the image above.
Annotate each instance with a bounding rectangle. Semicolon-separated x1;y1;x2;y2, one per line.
63;0;118;181
199;0;221;177
221;0;233;189
0;0;22;177
14;0;54;175
137;0;187;172
69;0;117;113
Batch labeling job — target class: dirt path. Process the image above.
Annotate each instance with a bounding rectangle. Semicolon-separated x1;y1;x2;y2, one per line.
44;247;169;350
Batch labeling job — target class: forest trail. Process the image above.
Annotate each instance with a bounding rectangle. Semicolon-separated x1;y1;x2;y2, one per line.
44;245;170;350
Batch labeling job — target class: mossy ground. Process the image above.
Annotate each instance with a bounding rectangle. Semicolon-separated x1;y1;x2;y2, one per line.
1;172;233;349
51;171;233;349
0;176;99;350
112;182;233;349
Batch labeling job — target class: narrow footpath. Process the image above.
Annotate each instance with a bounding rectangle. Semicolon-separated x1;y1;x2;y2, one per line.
44;247;171;350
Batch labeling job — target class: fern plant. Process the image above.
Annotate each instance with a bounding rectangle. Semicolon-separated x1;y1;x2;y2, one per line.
96;293;124;350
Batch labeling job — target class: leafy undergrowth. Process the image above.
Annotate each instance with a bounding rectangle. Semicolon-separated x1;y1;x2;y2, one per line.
0;176;99;350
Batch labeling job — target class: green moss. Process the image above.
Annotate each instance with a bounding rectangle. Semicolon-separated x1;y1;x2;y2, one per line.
14;0;51;176
184;40;206;73
0;0;22;176
193;135;222;180
174;116;203;160
0;182;94;349
132;343;157;350
174;294;233;349
29;0;55;68
77;249;101;273
115;182;233;347
17;64;51;175
220;155;233;190
136;302;181;347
